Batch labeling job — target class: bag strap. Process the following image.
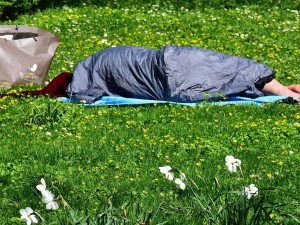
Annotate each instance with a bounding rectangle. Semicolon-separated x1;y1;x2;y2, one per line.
12;25;18;40
12;25;37;42
0;25;18;41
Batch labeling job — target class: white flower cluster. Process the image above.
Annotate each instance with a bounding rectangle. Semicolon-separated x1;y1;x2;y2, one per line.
159;166;186;190
225;155;241;173
36;178;59;210
19;207;38;225
19;178;59;225
243;184;258;199
225;155;258;199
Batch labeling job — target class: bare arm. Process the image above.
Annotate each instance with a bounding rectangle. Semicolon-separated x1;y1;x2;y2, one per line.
262;79;300;99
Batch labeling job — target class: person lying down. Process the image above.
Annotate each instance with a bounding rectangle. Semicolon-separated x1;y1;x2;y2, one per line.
67;45;300;104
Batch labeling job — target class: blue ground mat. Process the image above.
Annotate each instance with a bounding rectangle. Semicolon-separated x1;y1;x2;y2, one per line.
57;95;299;106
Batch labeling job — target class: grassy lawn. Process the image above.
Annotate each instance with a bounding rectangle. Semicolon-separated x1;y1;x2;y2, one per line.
0;1;299;224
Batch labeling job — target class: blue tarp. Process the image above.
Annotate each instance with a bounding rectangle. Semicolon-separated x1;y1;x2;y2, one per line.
57;95;299;106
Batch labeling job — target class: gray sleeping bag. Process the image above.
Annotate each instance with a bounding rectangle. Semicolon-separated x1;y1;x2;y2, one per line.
66;45;274;103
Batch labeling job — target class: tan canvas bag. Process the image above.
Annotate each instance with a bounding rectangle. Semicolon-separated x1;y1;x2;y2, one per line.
0;25;60;89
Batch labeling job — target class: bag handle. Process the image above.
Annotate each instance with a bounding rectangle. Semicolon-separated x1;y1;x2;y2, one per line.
12;25;18;39
0;25;18;41
0;25;36;42
12;25;37;42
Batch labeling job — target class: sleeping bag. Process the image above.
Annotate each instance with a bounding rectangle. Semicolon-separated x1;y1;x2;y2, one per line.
66;45;275;103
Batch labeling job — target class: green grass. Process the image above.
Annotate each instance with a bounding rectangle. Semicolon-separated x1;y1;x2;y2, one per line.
0;1;299;224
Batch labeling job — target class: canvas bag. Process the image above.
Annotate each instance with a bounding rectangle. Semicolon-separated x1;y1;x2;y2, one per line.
0;25;60;89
